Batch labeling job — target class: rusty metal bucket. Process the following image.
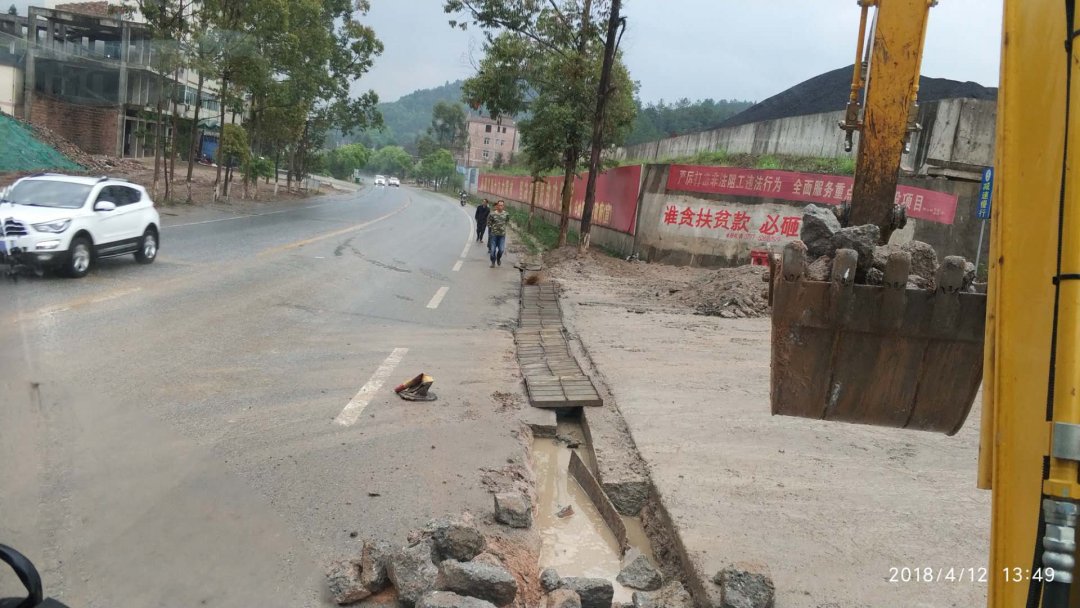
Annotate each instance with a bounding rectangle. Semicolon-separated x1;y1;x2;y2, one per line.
770;243;986;435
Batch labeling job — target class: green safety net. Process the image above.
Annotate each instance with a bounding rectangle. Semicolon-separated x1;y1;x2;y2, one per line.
0;113;83;173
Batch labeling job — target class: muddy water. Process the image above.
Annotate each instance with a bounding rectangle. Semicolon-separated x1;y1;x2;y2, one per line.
533;436;653;604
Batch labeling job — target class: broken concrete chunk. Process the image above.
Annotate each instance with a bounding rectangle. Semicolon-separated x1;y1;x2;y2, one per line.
327;560;374;605
805;256;832;282
865;267;884;286
901;240;938;281
631;581;693;608
561;577;614;608
417;591;497;608
540;567;562;593
828;224;879;275
388;540;439;606
871;244;901;272
360;540;393;594
907;274;932;290
606;481;649;516
713;566;776;608
433;523;487;562
470;553;504;569
437;560;518;607
493;492;532;529
616;548;663;591
800;204;842;258
545;588;582;608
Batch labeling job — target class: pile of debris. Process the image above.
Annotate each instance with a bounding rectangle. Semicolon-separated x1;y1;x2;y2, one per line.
673;265;771;319
17;116;142;174
798;204;976;291
328;517;521;608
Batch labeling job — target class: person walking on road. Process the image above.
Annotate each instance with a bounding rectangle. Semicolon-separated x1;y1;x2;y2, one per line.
475;199;491;243
488;200;509;268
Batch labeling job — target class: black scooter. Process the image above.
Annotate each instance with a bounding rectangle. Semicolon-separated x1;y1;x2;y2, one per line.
1;545;70;608
460;192;468;206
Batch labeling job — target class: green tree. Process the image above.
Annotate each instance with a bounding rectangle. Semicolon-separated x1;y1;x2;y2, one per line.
217;124;251;198
419;148;457;190
428;100;467;153
414;133;440;160
325;143;371;180
446;0;637;247
369;145;414;178
7;4;16;15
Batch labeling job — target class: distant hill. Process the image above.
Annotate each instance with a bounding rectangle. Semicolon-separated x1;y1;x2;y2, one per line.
333;80;466;149
721;65;997;128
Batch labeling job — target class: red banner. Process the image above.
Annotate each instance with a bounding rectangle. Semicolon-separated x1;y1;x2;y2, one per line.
477;165;642;234
665;164;958;225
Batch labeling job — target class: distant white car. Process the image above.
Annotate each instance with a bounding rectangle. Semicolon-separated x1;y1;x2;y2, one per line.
388;177;400;187
374;175;387;186
0;174;160;278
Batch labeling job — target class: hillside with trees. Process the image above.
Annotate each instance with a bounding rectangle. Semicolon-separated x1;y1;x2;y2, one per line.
334;80;466;150
625;98;754;146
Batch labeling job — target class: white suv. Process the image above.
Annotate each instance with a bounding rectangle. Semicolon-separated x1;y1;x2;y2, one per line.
0;174;161;278
374;175;387;186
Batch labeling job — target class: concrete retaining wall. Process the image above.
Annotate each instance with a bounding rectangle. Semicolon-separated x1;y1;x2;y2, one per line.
614;98;996;177
631;164;989;269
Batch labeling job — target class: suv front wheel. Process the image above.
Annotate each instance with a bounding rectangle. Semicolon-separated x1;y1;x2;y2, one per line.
135;228;158;264
64;236;93;278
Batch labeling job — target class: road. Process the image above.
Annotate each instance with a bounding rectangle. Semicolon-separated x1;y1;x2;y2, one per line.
0;185;529;607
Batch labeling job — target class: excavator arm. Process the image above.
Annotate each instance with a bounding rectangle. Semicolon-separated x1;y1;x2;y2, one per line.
841;0;934;242
770;0;985;435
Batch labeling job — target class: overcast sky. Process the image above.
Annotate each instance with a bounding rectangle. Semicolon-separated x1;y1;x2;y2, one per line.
358;0;1002;103
13;0;1003;103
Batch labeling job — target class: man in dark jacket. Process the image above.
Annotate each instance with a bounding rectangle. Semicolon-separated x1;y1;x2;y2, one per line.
474;199;491;242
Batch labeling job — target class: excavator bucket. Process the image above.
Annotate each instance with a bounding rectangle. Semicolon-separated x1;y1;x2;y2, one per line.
770;242;986;435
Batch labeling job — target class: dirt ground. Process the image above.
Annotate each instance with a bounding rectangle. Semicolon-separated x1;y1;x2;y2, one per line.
544;247;771;318
545;247;990;608
0;158;316;208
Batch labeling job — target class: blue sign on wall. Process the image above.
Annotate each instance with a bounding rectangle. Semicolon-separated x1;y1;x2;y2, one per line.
977;167;993;219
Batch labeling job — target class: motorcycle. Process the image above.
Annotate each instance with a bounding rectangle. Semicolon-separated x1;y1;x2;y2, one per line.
1;545;70;607
459;192;468;206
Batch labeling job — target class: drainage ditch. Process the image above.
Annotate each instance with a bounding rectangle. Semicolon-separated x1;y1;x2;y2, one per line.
531;410;656;604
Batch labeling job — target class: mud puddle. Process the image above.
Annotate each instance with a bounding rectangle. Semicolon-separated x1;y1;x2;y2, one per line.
533;418;654;603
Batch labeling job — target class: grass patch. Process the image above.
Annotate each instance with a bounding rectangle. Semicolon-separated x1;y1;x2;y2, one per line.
640;149;857;176
506;206;578;254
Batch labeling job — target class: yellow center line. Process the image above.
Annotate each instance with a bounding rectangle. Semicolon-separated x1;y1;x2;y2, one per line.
4;198;412;327
256;198;412;258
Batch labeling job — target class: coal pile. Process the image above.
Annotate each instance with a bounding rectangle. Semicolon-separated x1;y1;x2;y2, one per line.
720;65;997;128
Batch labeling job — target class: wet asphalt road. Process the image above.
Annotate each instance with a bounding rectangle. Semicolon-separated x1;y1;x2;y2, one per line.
0;185;527;607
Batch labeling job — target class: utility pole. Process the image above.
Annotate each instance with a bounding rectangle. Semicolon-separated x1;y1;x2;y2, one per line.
578;0;622;253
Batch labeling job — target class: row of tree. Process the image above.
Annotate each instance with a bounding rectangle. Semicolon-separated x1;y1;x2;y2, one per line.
123;0;383;202
625;98;755;146
444;0;636;251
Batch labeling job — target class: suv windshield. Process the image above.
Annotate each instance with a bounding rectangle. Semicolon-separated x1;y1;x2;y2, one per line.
6;180;92;209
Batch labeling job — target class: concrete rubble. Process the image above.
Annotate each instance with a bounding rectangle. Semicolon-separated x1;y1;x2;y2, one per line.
828;224;880;276
615;548;663;591
799;204;842;258
329;513;537;608
713;566;776;608
544;588;582;608
560;577;614;608
494;492;532;529
328;559;377;605
417;591;497;608
388;540;440;606
540;567;562;593
436;559;518;606
433;523;487;562
327;539;395;605
631;581;693;608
